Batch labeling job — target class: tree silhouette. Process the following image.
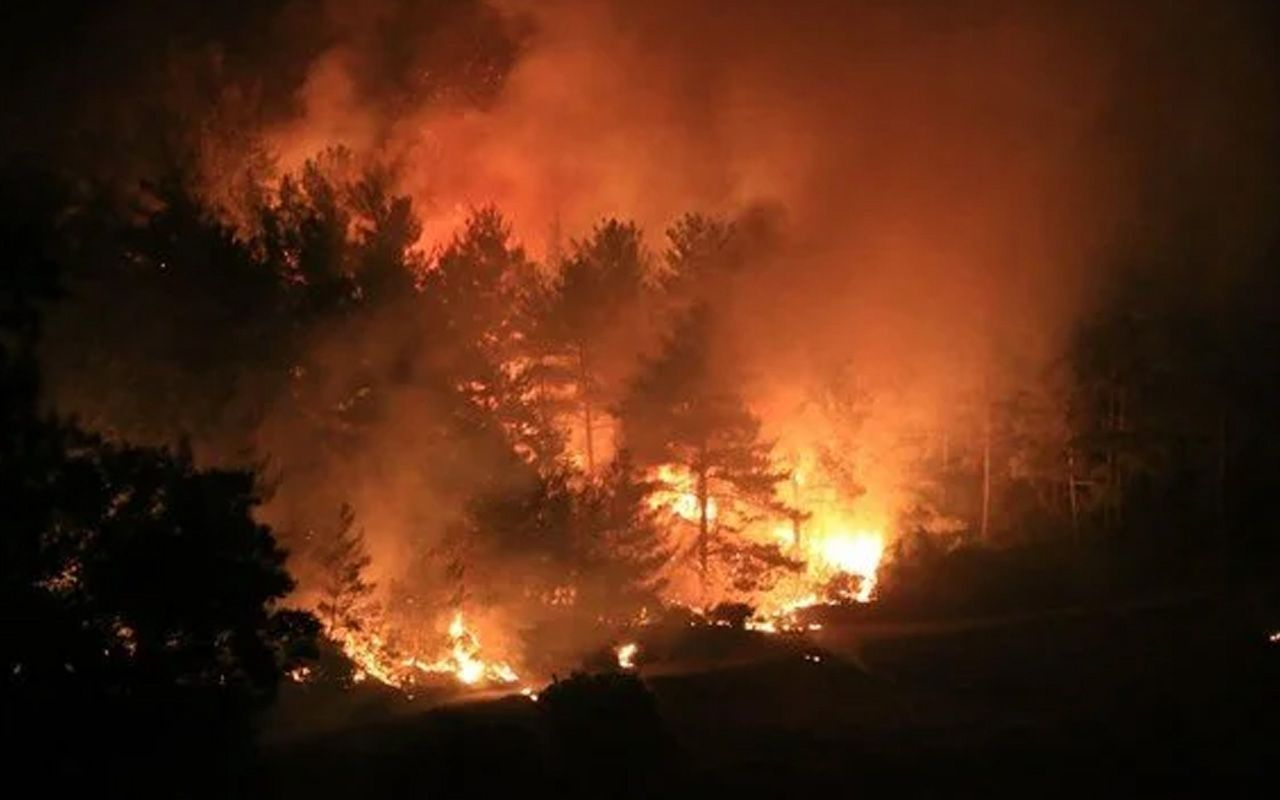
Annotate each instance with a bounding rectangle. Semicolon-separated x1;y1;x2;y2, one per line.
314;502;376;636
620;306;797;595
660;213;739;309
422;207;563;468
573;455;673;618
532;219;654;472
540;671;673;795
1;185;317;795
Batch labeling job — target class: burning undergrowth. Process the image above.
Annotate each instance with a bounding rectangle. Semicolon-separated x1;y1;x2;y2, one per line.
215;185;916;698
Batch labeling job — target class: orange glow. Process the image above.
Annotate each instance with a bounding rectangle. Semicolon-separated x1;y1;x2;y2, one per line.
648;464;717;523
407;612;520;686
615;642;639;669
816;529;884;602
333;611;519;691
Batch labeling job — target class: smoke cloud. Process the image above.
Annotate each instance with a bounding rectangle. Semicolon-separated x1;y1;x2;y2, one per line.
242;1;1279;551
18;0;1279;656
258;0;1273;379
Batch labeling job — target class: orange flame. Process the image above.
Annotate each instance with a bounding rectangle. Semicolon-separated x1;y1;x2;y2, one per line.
333;611;519;691
648;464;717;523
615;642;639;669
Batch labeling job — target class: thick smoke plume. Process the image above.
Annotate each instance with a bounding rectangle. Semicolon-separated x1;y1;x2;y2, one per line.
235;0;1280;567
259;0;1275;378
13;0;1278;674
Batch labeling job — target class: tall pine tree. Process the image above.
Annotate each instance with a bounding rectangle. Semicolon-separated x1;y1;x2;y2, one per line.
620;306;796;596
314;503;375;637
532;218;653;472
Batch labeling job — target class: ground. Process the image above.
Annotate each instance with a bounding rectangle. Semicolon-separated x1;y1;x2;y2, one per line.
261;589;1280;797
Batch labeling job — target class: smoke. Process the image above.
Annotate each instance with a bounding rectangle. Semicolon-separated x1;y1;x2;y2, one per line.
257;0;1273;371
222;0;1280;580
17;0;1277;664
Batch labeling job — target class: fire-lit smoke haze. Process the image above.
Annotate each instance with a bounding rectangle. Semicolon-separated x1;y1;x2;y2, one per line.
255;0;1274;414
249;0;1252;532
16;0;1279;684
8;2;1280;787
224;0;1276;595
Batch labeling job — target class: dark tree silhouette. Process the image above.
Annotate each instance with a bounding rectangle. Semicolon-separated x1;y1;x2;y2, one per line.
620;307;797;595
573;456;673;619
314;502;376;637
422;206;563;468
660;213;739;309
540;671;674;796
532;218;654;472
0;186;317;795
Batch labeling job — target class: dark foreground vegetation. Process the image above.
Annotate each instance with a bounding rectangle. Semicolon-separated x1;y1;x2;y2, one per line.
263;588;1280;797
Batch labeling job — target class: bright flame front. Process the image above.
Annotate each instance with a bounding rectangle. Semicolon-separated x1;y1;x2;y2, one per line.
816;529;884;602
334;611;520;691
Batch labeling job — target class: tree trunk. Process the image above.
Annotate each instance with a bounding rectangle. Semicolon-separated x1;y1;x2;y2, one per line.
696;451;710;598
791;470;803;553
582;398;596;474
578;345;595;473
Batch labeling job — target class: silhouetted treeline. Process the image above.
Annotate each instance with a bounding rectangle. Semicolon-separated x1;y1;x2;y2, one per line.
1;169;317;795
20;133;1280;630
885;244;1280;611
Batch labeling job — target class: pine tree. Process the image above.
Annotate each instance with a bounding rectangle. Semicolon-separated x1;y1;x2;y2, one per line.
422;207;563;468
660;213;738;310
574;456;673;617
532;219;653;472
620;306;797;596
314;503;375;636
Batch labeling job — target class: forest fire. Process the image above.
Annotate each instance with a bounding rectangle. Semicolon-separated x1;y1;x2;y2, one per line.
332;612;519;691
407;612;520;686
746;521;886;621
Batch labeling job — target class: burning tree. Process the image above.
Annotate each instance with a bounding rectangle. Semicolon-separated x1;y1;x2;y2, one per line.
573;456;673;618
531;219;654;472
0;189;318;790
422;206;563;468
314;503;376;637
620;306;798;596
